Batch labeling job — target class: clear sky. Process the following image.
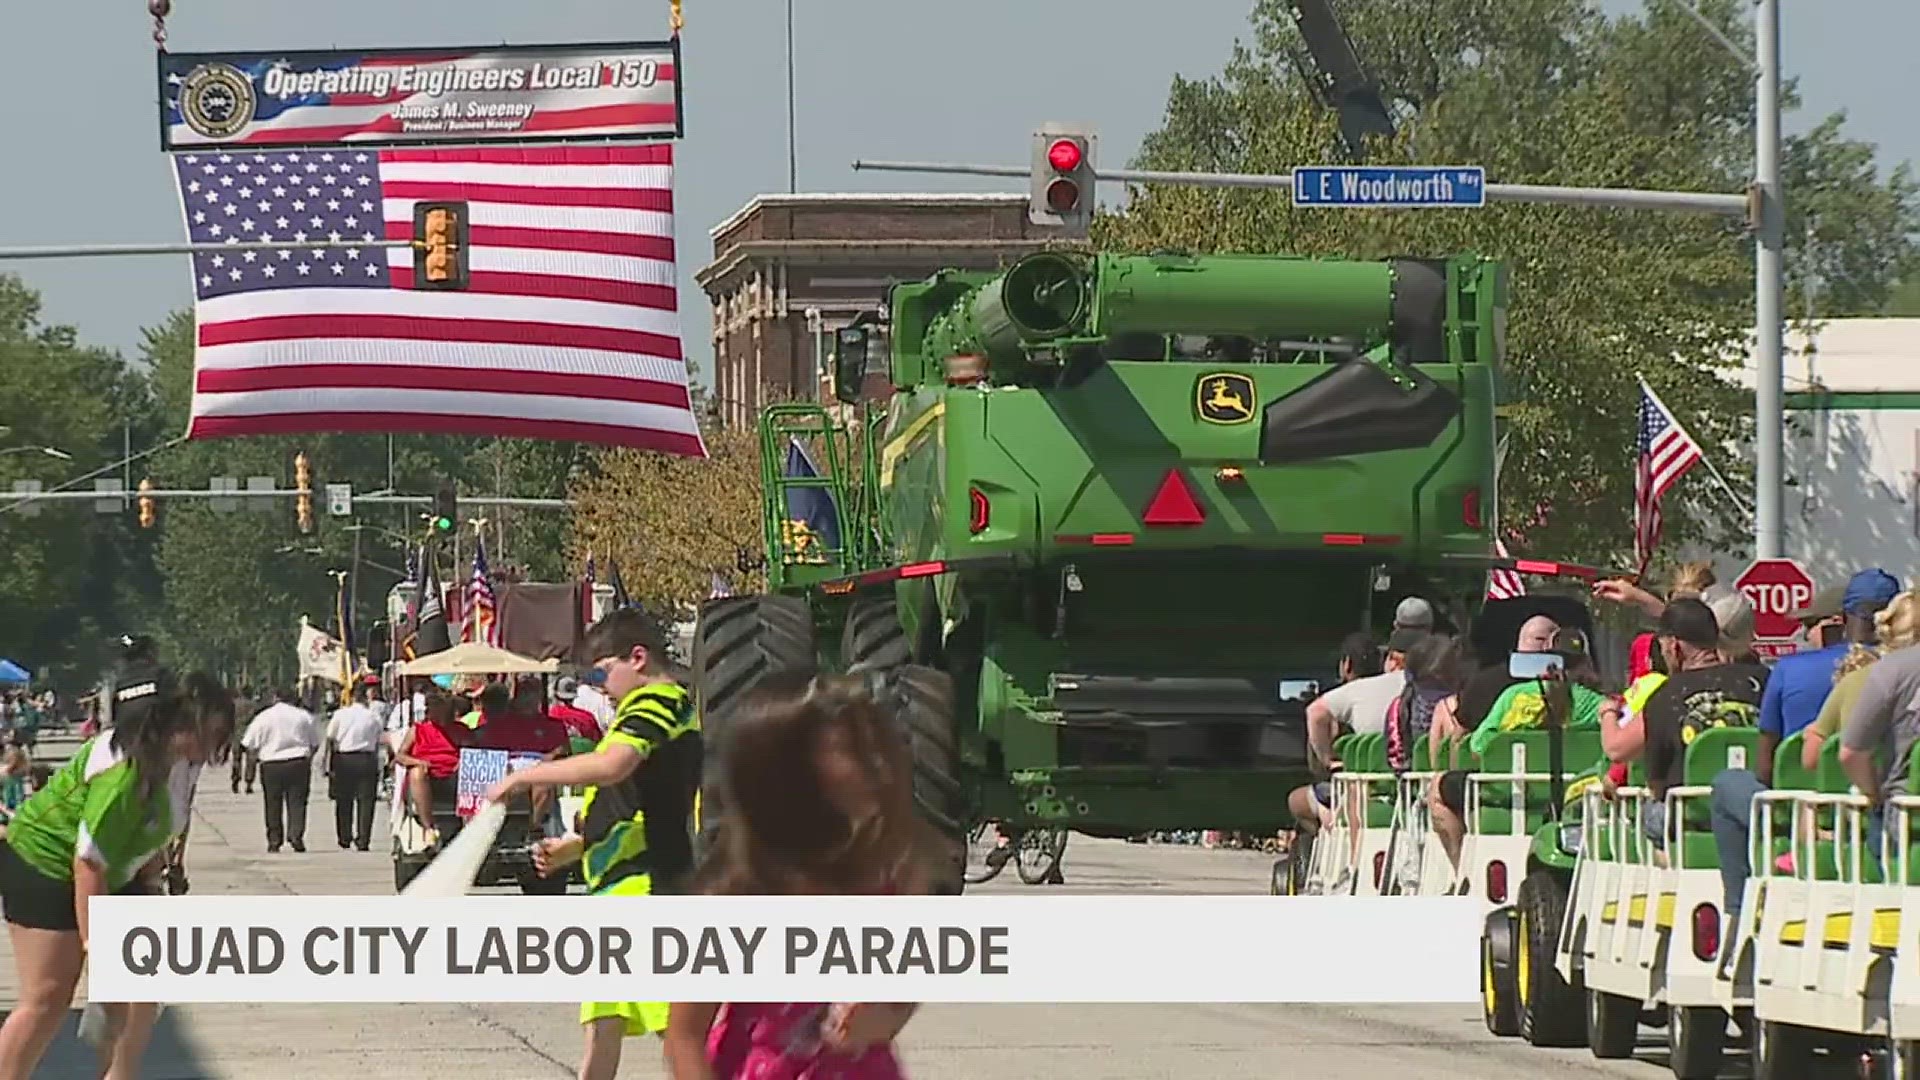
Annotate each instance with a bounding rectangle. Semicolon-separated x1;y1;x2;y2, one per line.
4;0;1911;382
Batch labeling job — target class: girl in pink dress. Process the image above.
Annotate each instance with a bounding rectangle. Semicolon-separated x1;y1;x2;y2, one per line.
663;671;938;1080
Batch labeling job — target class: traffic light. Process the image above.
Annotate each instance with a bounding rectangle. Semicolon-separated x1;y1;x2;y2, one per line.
137;479;155;528
411;200;469;290
431;484;457;536
1030;125;1097;233
294;453;313;533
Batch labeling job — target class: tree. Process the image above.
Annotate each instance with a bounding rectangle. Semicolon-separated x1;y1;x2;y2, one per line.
1102;0;1919;568
0;276;163;685
568;413;762;619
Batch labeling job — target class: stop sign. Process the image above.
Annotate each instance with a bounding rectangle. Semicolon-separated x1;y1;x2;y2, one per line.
1735;558;1816;642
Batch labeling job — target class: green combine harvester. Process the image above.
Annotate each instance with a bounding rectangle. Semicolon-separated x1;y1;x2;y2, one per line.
692;247;1513;891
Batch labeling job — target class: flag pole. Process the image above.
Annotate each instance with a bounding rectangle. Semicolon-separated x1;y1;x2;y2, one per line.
1637;376;1752;518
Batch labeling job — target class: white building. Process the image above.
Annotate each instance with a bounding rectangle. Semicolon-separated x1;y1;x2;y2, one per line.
1720;318;1920;590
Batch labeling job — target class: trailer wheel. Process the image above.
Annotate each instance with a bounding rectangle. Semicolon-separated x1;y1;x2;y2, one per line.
1666;1005;1726;1079
893;664;967;895
1516;869;1585;1047
691;594;818;857
518;869;569;896
393;857;422;893
1585;988;1638;1059
1481;907;1521;1037
1752;1020;1817;1080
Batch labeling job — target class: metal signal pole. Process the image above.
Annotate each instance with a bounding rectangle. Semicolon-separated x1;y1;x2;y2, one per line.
1751;0;1786;559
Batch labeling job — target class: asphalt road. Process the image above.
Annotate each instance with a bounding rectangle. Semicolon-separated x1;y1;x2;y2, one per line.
0;742;1766;1079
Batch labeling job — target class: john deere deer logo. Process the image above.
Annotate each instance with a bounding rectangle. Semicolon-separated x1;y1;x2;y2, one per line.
1196;372;1256;425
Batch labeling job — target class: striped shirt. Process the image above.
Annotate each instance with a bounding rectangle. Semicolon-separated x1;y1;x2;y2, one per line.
578;681;700;892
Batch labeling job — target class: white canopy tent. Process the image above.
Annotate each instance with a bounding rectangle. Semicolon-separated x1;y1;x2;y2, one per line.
398;642;558;677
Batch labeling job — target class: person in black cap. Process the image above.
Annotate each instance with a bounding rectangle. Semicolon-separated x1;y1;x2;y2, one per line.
1627;598;1767;855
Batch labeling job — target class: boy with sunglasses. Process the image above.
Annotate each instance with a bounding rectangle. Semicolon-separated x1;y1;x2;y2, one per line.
485;608;701;1080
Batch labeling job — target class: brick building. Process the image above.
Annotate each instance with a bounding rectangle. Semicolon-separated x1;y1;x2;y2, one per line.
694;194;1071;427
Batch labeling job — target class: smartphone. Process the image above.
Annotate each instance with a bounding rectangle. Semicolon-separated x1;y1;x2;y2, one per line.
1509;651;1566;679
1278;679;1321;703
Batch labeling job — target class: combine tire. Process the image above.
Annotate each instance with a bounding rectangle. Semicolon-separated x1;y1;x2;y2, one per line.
893;664;967;895
843;592;915;672
1516;869;1585;1047
691;594;817;856
841;595;967;895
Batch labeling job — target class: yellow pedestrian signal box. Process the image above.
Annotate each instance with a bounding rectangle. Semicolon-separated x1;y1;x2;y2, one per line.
412;201;469;290
294;452;313;533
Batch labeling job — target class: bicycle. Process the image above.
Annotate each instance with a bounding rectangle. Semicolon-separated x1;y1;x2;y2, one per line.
964;820;1068;885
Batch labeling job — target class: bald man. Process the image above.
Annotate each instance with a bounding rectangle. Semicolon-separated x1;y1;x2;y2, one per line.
1457;614;1562;732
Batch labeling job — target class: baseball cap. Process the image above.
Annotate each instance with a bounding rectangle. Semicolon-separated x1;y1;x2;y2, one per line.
1394;597;1435;629
1790;585;1844;623
1657;597;1721;651
1703;585;1756;651
554;675;580;701
1387;627;1428;653
1844;568;1901;617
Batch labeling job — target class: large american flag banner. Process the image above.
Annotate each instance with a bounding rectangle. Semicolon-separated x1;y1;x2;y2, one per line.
169;143;705;455
1634;379;1704;575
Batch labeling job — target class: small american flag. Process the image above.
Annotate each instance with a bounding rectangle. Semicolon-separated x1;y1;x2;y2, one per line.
1634;379;1705;576
463;537;501;647
170;144;704;455
1487;538;1527;600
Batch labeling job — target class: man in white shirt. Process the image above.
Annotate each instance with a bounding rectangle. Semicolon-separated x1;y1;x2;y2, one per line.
241;687;321;853
1285;626;1423;864
324;682;386;851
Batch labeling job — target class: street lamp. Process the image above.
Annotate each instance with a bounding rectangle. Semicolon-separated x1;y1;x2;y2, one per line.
343;522;417;546
0;446;70;460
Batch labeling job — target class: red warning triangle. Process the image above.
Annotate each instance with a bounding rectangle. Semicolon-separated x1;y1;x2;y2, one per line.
1142;468;1205;527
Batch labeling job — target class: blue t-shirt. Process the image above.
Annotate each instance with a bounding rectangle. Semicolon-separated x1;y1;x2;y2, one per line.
1758;643;1848;738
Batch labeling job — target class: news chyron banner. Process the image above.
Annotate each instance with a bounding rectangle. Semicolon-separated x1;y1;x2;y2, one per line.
89;895;1480;1004
158;40;683;151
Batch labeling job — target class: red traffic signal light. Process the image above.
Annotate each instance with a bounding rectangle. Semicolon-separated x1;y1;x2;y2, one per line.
1047;138;1084;173
1030;128;1095;229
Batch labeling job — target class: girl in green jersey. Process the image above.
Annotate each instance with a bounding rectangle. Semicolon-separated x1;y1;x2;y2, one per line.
0;666;234;1080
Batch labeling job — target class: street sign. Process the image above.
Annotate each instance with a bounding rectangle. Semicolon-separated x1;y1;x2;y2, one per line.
246;476;275;514
10;480;41;517
1735;558;1815;649
92;479;124;514
210;476;239;513
326;483;353;517
1292;165;1486;208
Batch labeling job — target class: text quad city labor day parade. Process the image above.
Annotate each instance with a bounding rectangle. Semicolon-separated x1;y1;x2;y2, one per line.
86;895;1480;1005
1292;165;1488;208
